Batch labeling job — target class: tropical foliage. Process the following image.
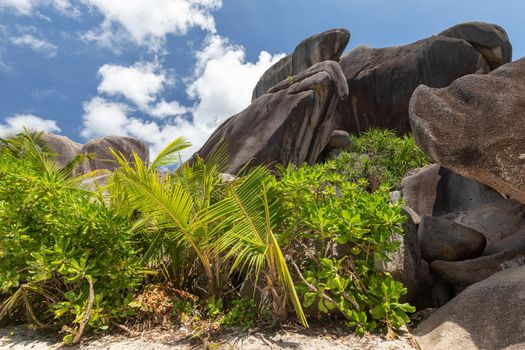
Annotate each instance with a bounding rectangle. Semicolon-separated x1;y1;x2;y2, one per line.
274;163;415;336
0;131;145;344
332;129;429;190
0;128;427;342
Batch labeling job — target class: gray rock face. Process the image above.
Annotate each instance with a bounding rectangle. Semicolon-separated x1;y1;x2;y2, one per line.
430;251;525;287
335;29;493;134
252;29;350;101
291;29;350;74
41;132;82;166
439;21;512;70
445;199;525;250
326;130;350;149
401;164;503;218
410;57;525;204
419;215;486;263
193;61;349;174
484;227;525;256
416;265;525;350
80;136;149;172
251;56;292;102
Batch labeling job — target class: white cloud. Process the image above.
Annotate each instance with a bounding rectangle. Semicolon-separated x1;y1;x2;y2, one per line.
81;0;222;50
80;37;283;161
97;62;188;118
80;97;208;159
80;97;130;138
0;0;33;14
0;114;61;137
0;52;12;73
188;35;285;128
0;0;78;16
149;100;187;118
98;62;169;110
10;33;57;57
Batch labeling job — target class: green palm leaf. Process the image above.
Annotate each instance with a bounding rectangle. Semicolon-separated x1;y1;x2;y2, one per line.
150;137;192;170
207;167;308;327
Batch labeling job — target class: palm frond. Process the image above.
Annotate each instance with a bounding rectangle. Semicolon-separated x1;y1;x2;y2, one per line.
150;137;192;170
206;166;308;327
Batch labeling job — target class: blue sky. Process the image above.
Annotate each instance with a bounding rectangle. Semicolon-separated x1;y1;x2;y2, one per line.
0;0;523;158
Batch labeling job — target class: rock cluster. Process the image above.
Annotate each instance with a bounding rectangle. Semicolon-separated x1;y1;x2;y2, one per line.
34;20;525;349
39;133;149;174
410;57;525;203
194;21;512;173
251;28;350;101
406;43;525;350
192;61;349;174
335;21;511;135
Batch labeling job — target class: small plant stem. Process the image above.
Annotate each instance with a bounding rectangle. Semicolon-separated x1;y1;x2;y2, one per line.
72;277;94;345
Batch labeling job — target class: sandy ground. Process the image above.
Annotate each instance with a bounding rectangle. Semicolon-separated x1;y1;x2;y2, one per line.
0;324;419;350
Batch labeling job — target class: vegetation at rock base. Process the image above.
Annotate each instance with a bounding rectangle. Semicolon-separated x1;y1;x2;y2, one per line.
333;129;430;190
274;163;415;336
0;129;426;343
0;131;146;344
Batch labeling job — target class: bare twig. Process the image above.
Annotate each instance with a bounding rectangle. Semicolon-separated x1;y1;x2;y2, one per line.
72;277;95;344
111;321;136;336
21;289;45;328
290;261;337;306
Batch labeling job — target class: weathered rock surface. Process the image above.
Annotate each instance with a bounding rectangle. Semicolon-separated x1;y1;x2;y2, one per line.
193;61;349;174
401;164;502;217
252;29;350;100
80;136;149;172
334;25;496;134
326;130;350;149
438;21;512;70
416;264;525;350
443;199;525;250
412;261;453;309
41;132;82;166
484;226;525;256
418;215;486;263
410;57;525;204
430;250;525;287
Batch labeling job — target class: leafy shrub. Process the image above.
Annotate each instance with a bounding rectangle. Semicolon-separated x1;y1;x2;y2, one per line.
333;129;429;190
221;298;259;329
0;129;422;340
273;162;415;335
108;142;307;327
0;133;145;343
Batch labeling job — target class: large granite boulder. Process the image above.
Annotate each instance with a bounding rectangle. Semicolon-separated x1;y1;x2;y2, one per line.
193;61;348;174
439;21;512;70
334;22;511;135
415;264;525;350
252;29;350;100
401;164;502;217
41;132;82;166
80;136;149;173
418;215;486;263
443;199;525;250
335;37;489;134
430;250;525;287
410;57;525;204
326;130;350;149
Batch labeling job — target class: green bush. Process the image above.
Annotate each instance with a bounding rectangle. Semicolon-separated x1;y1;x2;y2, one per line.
221;298;260;329
333;129;429;190
273;162;415;335
0;129;423;340
0;136;145;343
